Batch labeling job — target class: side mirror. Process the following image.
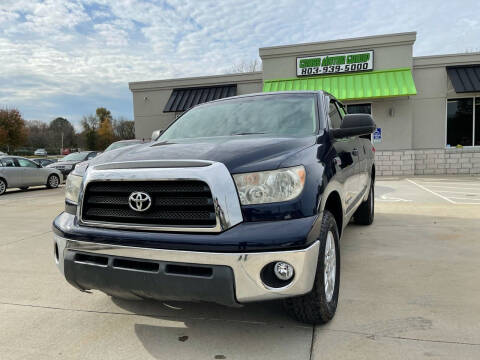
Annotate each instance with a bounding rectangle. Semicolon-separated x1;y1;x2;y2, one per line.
331;114;376;138
151;129;163;141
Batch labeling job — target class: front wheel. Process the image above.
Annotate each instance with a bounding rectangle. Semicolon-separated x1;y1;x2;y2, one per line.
0;179;6;196
47;174;60;189
283;210;340;325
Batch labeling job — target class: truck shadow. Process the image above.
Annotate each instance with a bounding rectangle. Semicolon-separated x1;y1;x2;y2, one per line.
111;297;311;359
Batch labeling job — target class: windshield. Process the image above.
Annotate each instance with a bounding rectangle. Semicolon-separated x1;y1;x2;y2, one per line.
105;141;141;152
159;94;317;140
61;152;88;161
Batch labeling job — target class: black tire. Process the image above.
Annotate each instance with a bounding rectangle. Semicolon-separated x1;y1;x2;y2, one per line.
283;210;340;325
0;178;6;196
20;187;29;191
354;181;374;225
46;174;60;189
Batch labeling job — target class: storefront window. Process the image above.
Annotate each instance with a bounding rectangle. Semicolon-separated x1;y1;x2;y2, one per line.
347;103;371;115
446;98;474;147
476;98;480;146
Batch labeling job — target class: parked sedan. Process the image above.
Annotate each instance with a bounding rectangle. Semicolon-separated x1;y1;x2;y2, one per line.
0;156;62;195
46;151;98;179
34;149;48;156
32;158;57;167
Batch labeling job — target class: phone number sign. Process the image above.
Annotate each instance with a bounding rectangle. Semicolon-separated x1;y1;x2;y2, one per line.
297;50;373;77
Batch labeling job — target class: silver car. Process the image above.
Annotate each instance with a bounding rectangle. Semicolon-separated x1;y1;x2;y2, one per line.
0;156;62;195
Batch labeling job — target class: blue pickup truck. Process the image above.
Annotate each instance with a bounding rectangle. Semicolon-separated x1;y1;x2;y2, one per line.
53;91;376;324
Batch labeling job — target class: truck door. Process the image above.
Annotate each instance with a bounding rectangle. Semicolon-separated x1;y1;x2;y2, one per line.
346;104;372;198
328;100;360;213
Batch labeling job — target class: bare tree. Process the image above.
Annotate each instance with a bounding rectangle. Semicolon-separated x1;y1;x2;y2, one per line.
113;117;135;140
230;58;262;73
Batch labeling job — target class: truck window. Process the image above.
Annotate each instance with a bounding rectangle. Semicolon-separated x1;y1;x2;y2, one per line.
160;94;317;140
329;102;343;129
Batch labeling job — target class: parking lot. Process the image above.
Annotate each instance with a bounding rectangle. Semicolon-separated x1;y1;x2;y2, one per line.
1;176;480;359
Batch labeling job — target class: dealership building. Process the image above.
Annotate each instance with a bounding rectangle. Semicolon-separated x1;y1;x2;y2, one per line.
129;32;480;176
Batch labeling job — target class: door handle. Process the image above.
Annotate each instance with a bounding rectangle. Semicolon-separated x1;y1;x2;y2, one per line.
352;148;359;156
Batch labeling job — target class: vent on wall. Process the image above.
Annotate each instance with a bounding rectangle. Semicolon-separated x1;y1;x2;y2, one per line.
446;66;480;93
163;85;237;113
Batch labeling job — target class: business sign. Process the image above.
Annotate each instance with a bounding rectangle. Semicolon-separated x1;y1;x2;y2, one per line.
296;50;373;77
373;127;382;143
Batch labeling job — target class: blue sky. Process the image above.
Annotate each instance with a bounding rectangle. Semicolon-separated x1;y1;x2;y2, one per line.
0;0;479;129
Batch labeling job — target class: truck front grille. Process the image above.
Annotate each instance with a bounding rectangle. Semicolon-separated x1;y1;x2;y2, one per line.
81;181;216;227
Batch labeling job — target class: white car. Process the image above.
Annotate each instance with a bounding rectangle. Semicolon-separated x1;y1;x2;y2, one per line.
0;151;7;156
0;156;62;195
34;148;48;156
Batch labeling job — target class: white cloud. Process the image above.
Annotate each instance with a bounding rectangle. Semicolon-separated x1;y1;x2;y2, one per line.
0;0;479;125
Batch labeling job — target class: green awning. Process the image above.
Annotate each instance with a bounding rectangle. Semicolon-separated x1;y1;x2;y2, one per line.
263;68;417;100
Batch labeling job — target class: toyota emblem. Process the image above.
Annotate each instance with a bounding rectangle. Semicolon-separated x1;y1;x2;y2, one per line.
128;191;152;212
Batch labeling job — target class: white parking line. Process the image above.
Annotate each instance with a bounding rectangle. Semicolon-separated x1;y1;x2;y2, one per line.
423;185;480;190
416;181;480;186
377;194;412;202
446;196;480;201
434;190;480;194
406;179;456;204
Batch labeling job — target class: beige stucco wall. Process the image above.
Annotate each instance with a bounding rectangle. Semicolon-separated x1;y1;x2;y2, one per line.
259;32;415;80
410;53;480;150
373;98;413;150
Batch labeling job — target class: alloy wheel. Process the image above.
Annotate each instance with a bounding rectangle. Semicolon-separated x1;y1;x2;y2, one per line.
49;175;59;188
324;230;336;302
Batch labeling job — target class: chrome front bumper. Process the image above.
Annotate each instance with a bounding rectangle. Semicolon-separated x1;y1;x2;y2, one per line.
54;236;319;303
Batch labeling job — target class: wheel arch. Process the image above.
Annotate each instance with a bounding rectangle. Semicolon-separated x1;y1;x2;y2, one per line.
323;191;343;237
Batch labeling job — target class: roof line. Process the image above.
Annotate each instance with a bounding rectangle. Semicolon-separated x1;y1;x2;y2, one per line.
259;32;417;52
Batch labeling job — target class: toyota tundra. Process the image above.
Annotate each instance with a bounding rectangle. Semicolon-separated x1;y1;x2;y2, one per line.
53;91;376;324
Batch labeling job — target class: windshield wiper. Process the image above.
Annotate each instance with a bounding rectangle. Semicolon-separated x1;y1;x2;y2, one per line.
231;132;266;136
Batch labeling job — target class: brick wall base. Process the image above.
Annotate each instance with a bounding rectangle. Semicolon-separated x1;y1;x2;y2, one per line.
375;148;480;176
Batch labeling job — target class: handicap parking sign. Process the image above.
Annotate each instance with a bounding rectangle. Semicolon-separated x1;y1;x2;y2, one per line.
373;128;382;143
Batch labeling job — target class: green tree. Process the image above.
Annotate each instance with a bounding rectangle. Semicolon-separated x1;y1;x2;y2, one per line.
97;118;115;150
0;108;27;152
49;117;76;150
81;115;99;150
96;107;112;124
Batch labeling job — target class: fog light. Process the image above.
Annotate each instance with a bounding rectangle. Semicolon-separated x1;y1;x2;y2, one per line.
274;262;294;281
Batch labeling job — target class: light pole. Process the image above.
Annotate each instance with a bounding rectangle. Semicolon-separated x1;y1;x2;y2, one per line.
61;132;64;155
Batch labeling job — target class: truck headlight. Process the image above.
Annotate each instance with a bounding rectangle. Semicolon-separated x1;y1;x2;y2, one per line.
233;165;306;205
65;175;83;205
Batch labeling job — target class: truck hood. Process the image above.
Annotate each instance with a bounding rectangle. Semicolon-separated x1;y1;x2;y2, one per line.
89;135;316;173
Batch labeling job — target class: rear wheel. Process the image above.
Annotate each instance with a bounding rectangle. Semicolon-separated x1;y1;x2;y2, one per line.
283;210;340;324
0;179;6;196
354;181;374;225
47;174;60;189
